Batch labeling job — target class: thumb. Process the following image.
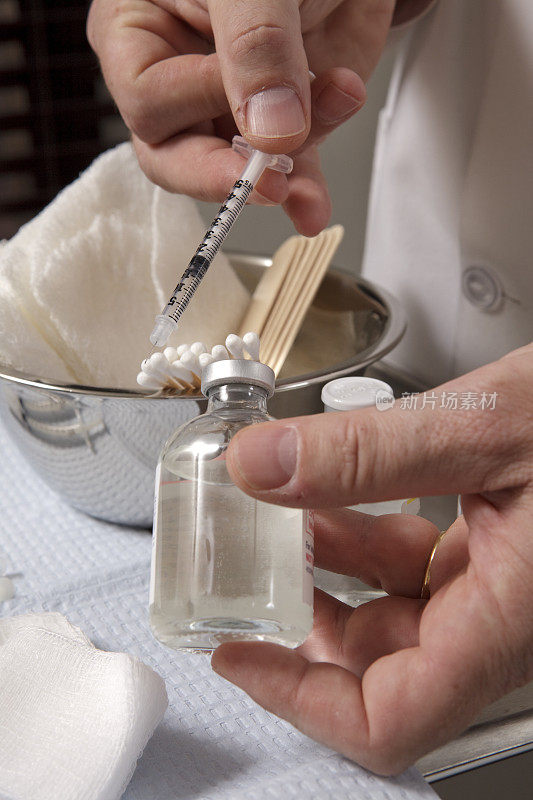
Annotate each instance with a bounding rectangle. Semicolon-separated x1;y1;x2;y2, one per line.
226;351;533;508
207;0;311;152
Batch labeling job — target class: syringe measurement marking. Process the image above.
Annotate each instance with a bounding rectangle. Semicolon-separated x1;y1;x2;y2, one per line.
196;186;251;258
163;179;253;323
169;277;205;322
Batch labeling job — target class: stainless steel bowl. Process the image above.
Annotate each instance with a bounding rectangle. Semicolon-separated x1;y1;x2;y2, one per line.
0;254;405;526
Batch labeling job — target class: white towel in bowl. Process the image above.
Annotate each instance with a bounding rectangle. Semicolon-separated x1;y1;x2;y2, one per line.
0;612;168;800
0;143;250;389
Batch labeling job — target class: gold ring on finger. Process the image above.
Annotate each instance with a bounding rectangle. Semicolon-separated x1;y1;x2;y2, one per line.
420;529;449;600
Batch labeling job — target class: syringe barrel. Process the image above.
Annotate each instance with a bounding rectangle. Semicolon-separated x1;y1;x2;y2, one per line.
148;138;292;350
150;315;177;348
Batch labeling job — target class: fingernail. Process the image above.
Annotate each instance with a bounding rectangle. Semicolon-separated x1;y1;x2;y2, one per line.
244;87;306;139
314;83;362;124
231;425;297;489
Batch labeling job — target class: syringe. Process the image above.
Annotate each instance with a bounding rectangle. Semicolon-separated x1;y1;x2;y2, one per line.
149;136;293;349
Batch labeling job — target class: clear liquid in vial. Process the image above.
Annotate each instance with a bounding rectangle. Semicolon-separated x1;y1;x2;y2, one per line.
150;458;313;651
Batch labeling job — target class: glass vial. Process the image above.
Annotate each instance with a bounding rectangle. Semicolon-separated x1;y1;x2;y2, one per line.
316;376;420;606
150;359;314;651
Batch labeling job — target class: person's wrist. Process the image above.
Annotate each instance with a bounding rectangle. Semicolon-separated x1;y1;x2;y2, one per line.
392;0;437;28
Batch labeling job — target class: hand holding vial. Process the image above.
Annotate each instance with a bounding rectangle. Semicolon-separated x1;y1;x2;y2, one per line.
212;345;533;775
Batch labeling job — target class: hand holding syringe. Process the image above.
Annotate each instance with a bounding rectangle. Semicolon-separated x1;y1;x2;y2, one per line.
149;136;293;349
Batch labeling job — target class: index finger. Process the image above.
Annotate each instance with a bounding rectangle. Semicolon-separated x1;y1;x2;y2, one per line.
207;0;311;152
226;352;532;508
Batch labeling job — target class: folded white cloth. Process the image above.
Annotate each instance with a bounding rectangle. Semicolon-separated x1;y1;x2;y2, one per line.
0;612;168;800
0;143;250;388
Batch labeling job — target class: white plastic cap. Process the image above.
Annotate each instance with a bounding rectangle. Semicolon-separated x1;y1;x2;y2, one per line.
321;377;394;412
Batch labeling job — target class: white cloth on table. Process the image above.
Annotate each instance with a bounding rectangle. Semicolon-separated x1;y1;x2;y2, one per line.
0;612;167;800
0;143;250;389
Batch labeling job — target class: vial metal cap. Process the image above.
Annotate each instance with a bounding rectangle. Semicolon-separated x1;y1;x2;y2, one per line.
321;376;394;411
201;359;275;398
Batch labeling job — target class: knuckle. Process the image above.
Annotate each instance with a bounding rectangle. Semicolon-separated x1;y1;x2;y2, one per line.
468;357;533;489
358;747;411;777
328;415;377;499
228;23;292;66
122;89;161;144
198;56;228;116
337;425;360;496
131;140;158;186
87;0;121;53
356;721;417;776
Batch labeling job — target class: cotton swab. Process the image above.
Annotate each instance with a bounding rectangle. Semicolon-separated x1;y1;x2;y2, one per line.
242;331;260;361
211;345;229;361
140;352;194;390
168;361;196;387
139;356;187;391
136;371;164;391
179;350;200;374
226;333;261;361
141;352;172;379
163;346;178;363
226;334;245;359
198;353;215;369
190;341;208;356
137;332;263;394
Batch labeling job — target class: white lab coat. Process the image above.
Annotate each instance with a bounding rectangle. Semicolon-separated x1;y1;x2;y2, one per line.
362;0;533;386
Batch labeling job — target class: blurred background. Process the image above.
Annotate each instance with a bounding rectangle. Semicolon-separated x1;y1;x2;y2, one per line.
0;0;129;240
0;0;396;272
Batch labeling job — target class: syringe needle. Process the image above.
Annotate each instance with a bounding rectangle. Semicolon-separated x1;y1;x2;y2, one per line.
148;136;293;349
